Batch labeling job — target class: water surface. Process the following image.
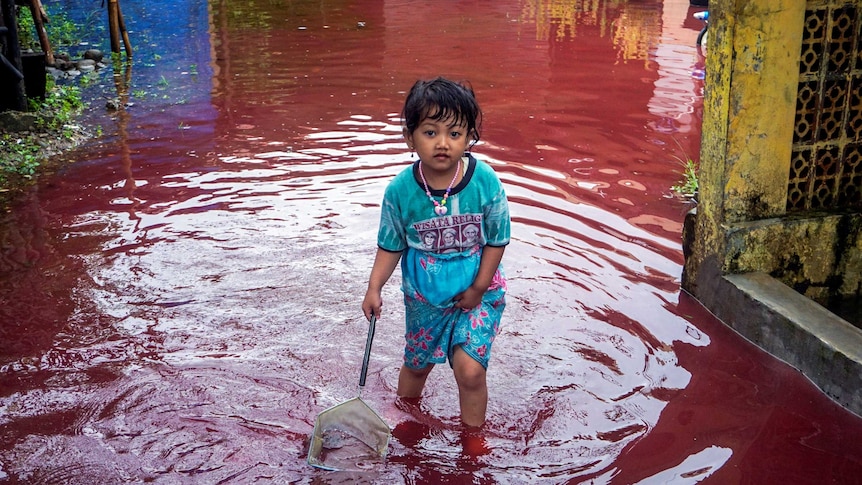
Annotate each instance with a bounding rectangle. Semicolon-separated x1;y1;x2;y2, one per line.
1;0;861;483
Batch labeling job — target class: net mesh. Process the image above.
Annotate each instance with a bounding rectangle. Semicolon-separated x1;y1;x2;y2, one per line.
307;397;390;471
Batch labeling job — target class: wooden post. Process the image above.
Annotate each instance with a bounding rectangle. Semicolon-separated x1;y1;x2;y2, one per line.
0;0;27;111
28;0;53;65
116;0;132;57
107;0;120;54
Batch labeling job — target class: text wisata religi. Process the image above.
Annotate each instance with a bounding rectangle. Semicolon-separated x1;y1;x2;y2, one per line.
412;214;483;232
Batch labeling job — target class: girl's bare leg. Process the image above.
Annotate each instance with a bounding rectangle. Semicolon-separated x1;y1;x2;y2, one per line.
452;347;487;427
398;364;434;398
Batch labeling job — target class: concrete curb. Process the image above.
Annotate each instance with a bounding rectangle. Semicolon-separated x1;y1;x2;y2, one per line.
718;272;862;417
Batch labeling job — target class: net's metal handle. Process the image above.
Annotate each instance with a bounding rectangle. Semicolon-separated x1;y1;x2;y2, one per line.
359;313;376;388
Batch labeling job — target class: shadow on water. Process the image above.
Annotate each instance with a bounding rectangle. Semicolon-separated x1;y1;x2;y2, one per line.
2;0;862;483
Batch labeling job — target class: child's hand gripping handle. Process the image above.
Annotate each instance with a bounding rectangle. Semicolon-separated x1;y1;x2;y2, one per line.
359;313;376;389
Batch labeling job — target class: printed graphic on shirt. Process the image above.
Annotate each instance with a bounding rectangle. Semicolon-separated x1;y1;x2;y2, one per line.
412;213;483;253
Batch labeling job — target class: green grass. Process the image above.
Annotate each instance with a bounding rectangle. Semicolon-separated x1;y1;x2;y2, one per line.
0;80;85;185
671;157;699;199
669;140;699;200
16;5;84;51
0;3;92;201
0;135;42;182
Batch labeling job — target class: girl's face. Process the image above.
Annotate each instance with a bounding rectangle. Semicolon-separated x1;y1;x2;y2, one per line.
405;114;473;176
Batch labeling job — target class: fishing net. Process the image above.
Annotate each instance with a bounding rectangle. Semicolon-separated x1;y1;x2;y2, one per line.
307;396;390;471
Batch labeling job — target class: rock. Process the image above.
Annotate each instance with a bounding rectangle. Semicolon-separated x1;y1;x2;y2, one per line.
0;111;40;132
53;57;74;71
82;49;104;63
76;59;97;72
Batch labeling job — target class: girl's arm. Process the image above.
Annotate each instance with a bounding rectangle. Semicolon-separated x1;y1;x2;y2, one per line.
454;245;505;310
362;248;403;321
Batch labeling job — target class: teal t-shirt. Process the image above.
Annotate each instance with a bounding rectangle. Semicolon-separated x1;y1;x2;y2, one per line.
377;154;510;307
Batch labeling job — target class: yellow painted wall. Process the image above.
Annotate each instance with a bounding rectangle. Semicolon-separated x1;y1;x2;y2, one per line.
683;0;862;303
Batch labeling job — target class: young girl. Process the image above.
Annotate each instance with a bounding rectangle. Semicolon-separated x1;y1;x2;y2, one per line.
362;77;510;429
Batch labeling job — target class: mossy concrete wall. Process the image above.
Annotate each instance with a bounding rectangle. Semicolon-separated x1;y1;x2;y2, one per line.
683;0;862;305
724;213;862;302
682;0;862;416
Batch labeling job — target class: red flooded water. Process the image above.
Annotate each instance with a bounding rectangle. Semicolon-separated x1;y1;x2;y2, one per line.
1;0;861;483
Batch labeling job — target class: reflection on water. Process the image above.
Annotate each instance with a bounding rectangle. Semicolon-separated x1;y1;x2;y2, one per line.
2;0;862;483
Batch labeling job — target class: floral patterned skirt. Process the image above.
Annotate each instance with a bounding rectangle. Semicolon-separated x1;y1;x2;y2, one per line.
402;267;506;370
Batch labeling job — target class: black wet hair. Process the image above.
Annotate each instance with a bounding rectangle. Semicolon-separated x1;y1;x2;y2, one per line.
401;77;482;146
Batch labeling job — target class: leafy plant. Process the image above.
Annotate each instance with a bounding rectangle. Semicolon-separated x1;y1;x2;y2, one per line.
1;4;91;194
16;5;83;51
36;80;84;132
0;134;41;182
669;140;699;200
78;71;101;87
671;157;699;198
16;7;36;50
1;80;86;184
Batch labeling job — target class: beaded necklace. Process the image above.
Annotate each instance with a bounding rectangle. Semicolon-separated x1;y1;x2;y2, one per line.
418;158;461;216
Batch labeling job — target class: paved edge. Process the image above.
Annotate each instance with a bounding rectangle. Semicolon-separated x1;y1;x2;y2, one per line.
716;272;862;418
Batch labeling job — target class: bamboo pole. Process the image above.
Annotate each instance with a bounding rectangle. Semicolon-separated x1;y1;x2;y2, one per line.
28;0;53;65
116;0;132;57
107;0;120;54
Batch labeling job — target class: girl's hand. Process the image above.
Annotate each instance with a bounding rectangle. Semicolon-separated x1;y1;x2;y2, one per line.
362;290;382;321
453;285;484;310
455;247;504;311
